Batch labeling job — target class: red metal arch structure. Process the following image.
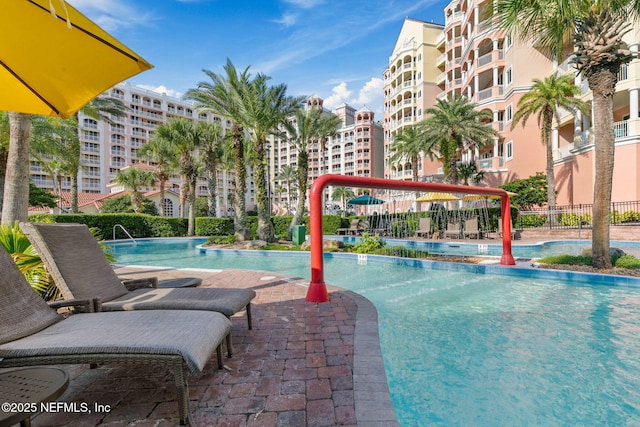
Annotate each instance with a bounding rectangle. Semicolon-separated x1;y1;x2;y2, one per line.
306;174;516;303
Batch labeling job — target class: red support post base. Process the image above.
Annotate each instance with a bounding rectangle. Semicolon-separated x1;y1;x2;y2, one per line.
306;281;329;303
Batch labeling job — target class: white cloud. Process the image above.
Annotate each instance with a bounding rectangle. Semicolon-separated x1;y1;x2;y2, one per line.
323;78;384;117
136;84;183;99
282;0;325;9
70;0;155;31
273;13;298;27
323;82;352;110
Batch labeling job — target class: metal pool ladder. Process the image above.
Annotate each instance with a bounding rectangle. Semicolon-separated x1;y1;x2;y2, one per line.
113;224;137;244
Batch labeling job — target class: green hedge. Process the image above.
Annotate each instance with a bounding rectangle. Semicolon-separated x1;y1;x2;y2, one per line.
27;213;381;240
27;213;188;239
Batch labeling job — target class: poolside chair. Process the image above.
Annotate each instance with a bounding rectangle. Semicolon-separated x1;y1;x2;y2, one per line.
463;217;482;239
337;219;360;235
497;220;516;239
20;222;256;330
0;245;231;426
443;221;462;239
415;217;433;238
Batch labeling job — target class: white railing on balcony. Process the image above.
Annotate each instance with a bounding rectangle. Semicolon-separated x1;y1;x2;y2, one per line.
478;87;493;101
478;52;493;67
478;158;493;169
618;63;628;82
614;120;628;139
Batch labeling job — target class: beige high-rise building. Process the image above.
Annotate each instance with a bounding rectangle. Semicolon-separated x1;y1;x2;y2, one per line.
29;82;241;215
267;97;384;213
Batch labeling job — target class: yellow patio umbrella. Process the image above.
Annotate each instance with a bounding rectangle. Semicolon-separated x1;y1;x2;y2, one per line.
415;192;461;203
461;191;517;200
0;0;153;118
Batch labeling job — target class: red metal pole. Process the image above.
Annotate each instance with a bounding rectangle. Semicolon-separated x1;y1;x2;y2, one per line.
305;175;515;302
500;196;516;265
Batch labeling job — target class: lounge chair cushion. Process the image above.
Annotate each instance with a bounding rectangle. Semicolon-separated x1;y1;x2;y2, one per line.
102;287;256;317
0;247;62;344
0;310;231;375
22;222;129;302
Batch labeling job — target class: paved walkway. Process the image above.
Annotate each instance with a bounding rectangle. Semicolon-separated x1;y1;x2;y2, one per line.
29;267;397;427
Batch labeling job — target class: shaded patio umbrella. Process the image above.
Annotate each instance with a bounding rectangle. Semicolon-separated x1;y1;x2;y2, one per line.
347;194;385;205
461;191;517;200
1;0;153;118
415;192;460;203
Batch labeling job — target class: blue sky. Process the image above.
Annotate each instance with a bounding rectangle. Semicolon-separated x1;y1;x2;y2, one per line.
71;0;449;117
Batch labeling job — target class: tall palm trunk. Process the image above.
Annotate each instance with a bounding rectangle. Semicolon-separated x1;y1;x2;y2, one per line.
70;173;79;213
207;168;217;217
291;150;308;231
589;68;617;269
187;174;197;236
253;139;275;242
543;108;557;224
232;126;250;240
1;113;30;225
159;175;167;217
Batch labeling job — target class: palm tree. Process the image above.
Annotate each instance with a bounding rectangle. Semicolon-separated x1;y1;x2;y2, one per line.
139;135;175;216
30;116;80;211
185;59;252;240
0;112;10;214
457;161;485;185
1;112;31;225
114;167;155;213
241;75;304;242
331;187;355;217
154;118;200;235
497;0;640;269
420;96;498;184
388;125;426;182
197;121;225;217
281;107;341;231
275;165;297;215
512;72;589;216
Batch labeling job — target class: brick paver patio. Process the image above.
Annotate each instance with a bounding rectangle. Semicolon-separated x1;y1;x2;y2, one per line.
26;268;397;427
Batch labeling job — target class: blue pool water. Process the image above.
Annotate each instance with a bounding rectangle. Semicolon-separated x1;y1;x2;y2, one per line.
110;238;640;426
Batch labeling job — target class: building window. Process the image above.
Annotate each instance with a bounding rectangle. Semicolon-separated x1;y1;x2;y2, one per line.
163;198;174;216
505;104;513;123
505;33;512;50
505;140;513;161
505;67;512;86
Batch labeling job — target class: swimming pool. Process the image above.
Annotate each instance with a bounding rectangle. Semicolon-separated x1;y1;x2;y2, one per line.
110;238;640;426
329;235;640;259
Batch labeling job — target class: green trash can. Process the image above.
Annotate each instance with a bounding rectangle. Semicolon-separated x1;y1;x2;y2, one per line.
292;225;306;245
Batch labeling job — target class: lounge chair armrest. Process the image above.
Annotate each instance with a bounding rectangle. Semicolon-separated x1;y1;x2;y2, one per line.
120;276;159;289
48;298;96;313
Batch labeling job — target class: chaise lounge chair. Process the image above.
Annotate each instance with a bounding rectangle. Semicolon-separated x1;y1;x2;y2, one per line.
415;217;433;238
20;222;256;330
462;217;482;239
443;221;462;239
0;245;231;425
337;218;360;235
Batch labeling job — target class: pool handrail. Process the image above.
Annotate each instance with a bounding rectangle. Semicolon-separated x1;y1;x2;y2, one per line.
306;175;515;303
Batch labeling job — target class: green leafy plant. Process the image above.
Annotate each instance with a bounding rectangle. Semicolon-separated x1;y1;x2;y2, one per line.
614;254;640;269
352;232;386;254
0;222;54;298
207;235;236;245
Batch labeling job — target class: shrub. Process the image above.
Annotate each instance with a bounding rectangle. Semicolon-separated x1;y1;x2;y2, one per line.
195;217;234;236
614;254;640;269
557;213;592;227
352;232;386;254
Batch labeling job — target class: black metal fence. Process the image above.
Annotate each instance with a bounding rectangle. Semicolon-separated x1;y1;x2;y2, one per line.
516;201;640;230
